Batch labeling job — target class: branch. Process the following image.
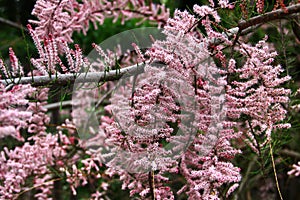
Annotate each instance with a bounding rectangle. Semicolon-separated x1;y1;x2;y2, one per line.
0;17;25;30
238;4;300;31
148;170;155;200
1;4;299;87
0;63;146;86
44;100;72;110
279;149;300;159
269;142;283;200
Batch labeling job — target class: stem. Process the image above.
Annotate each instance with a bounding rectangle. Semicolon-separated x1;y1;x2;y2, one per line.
15;178;62;199
149;170;155;200
279;19;289;76
269;141;283;200
237;155;257;195
247;120;267;179
43;100;72;110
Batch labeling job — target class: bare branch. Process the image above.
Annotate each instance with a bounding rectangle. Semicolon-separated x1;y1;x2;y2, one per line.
238;4;300;31
1;4;299;87
43;100;72;110
0;63;146;86
280;149;300;159
0;17;25;30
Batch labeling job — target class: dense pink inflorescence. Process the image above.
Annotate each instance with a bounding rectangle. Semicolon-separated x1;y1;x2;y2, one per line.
0;133;68;199
226;37;291;153
27;24;88;75
29;0;169;46
96;6;243;199
0;84;34;141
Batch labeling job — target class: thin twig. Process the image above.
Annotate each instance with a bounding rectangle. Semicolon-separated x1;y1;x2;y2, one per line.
14;177;62;199
269;141;283;200
0;17;25;30
279;19;289;76
247;120;267;178
237;155;258;196
44;99;111;111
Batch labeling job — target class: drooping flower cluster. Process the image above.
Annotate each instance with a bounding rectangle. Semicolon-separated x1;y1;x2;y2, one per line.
226;37;291;153
256;0;265;13
0;133;67;199
149;7;243;199
29;0;169;46
0;84;34;140
0;50;36;140
90;5;244;199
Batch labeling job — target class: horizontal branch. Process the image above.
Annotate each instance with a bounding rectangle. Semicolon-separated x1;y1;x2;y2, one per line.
1;63;146;86
1;4;299;87
0;17;25;30
43;100;72;110
279;149;300;159
238;4;300;30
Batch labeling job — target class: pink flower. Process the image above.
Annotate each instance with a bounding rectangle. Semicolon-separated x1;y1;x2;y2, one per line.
288;162;300;176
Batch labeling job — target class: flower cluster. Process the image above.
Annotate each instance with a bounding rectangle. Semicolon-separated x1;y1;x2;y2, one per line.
27;24;87;75
94;5;244;199
29;0;169;45
0;133;67;199
226;37;291;153
0;84;34;141
0;48;23;79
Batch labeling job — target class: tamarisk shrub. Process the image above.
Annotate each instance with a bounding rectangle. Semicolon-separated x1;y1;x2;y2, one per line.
0;0;299;199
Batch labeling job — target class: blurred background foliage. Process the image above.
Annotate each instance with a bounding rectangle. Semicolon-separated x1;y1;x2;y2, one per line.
1;0;300;199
